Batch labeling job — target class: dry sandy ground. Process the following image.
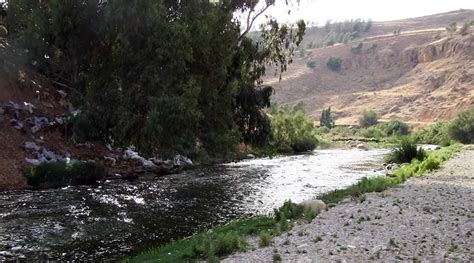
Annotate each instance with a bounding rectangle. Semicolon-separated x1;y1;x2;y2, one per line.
223;148;474;262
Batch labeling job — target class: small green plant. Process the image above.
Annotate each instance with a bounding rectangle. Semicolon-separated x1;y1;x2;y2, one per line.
385;138;426;164
389;238;398;247
272;252;282;262
359;110;378;128
259;232;272;247
459;22;470;35
312;236;323;243
326;56;342;71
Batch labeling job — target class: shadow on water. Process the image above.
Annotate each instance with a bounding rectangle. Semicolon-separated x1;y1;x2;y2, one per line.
0;148;387;261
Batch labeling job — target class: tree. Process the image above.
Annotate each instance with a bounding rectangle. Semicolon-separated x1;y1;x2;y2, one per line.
459;22;470;35
7;0;306;158
320;107;335;129
446;22;457;34
359;110;378;128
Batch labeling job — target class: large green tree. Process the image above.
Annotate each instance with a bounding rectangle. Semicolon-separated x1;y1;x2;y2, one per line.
5;0;305;158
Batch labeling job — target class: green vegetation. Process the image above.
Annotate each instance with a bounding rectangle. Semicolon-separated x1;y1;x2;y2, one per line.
24;161;105;187
126;200;317;262
448;107;474;144
266;105;319;153
3;0;305;159
446;22;457;34
315;19;372;47
385;138;426;164
359;110;378;128
0;25;6;37
326;57;342;71
414;107;474;145
320;107;335;129
306;60;317;69
350;42;364;54
393;27;401;35
319;144;461;204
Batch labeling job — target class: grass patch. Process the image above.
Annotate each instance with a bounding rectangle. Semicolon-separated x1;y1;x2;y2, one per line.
126;200;312;262
319;144;461;204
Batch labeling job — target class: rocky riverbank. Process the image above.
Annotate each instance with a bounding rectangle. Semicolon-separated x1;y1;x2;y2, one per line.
223;148;474;262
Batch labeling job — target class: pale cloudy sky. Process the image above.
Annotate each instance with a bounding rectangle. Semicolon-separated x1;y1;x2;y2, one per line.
238;0;474;29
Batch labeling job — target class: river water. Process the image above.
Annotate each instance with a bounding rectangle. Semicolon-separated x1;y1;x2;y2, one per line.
0;148;388;261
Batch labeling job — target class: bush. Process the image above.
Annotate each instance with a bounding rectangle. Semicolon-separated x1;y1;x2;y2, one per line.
385;138;426;164
413;121;451;145
306;60;316;69
291;136;317;152
269;105;319;153
359;110;378;128
459;22;470;35
24;161;105;187
326;57;342;71
350;42;363;54
446;22;457;34
382;120;409;136
448;107;474;144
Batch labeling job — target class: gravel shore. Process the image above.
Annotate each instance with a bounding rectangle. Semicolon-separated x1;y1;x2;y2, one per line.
223;149;474;262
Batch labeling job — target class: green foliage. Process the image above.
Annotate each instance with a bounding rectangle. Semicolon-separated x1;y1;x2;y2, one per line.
448;107;474;144
446;22;457;34
317;19;372;47
382;120;409;136
413;121;451;145
368;43;378;51
350;42;363;54
359;110;378;128
24;161;104;187
7;0;305;159
326;57;342;71
306;60;316;69
258;232;272;247
385;138;426;164
269;105;319;153
320;107;335;129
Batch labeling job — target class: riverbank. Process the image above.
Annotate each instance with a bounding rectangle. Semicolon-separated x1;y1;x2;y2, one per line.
223;146;473;262
126;145;464;261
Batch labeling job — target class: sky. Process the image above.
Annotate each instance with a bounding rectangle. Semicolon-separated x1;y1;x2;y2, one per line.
237;0;474;29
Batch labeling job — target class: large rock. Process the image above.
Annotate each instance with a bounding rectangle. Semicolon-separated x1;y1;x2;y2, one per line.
300;199;327;214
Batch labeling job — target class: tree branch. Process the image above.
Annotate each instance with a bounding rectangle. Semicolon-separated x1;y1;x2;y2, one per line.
238;2;273;41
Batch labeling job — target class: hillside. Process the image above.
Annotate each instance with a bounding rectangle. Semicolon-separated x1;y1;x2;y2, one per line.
266;9;474;126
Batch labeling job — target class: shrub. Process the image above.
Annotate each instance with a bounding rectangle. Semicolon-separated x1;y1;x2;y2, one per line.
350;42;363;54
448;107;474;144
359;110;378;128
269;105;319;153
24;161;105;187
382;120;409;136
306;60;316;69
291;136;317;152
385;138;426;164
446;22;457;34
258;232;272;247
413;121;450;145
326;57;342;71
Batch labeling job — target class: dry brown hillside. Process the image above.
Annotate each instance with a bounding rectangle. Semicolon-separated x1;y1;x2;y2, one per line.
266;10;474;126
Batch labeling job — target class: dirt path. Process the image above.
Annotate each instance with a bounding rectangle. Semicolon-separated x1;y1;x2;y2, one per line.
224;148;474;262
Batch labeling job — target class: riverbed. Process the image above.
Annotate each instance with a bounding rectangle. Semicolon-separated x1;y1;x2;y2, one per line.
0;148;388;261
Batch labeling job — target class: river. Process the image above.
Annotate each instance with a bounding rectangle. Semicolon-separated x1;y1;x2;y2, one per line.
0;148;388;261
